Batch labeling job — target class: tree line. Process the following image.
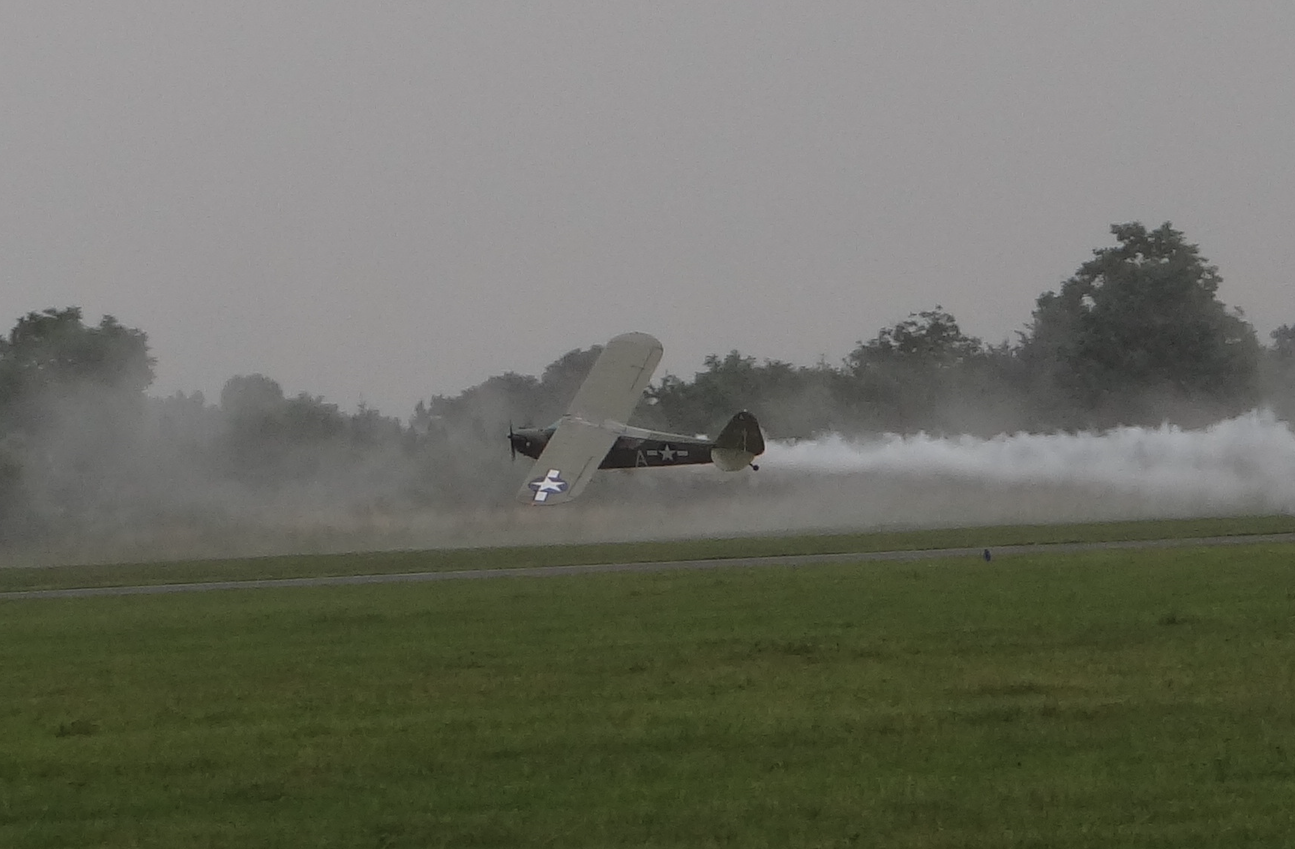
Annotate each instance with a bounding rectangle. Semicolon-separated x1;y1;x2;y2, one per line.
429;222;1291;439
2;222;1293;543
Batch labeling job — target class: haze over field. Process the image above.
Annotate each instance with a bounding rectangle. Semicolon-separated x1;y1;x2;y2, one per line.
7;407;1292;566
3;3;1295;416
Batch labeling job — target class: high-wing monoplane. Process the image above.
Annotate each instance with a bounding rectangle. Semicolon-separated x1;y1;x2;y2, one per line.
510;332;765;505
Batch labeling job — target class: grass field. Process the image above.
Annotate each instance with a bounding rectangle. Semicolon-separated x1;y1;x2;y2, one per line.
3;514;1295;593
2;532;1294;847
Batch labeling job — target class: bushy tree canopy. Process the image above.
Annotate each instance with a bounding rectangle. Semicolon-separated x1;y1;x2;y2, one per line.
1271;325;1295;362
1021;222;1259;421
0;308;155;537
838;308;995;433
845;307;983;374
0;307;154;430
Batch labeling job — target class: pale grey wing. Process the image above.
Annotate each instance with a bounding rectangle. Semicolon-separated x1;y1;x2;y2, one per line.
516;419;619;505
565;332;663;427
516;331;663;506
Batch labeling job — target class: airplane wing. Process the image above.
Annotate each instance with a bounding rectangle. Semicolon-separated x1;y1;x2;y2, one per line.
517;332;663;505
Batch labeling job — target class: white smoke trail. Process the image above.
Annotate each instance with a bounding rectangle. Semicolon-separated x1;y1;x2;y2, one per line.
763;409;1295;513
486;409;1295;546
17;410;1293;566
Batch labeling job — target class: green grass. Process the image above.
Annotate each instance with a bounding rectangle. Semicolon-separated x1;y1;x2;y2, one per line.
3;514;1294;593
2;541;1294;847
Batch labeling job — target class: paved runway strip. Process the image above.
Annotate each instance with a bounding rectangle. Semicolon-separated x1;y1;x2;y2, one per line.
4;533;1293;601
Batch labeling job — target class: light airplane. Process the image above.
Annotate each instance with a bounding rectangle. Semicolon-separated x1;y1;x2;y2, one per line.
509;332;765;505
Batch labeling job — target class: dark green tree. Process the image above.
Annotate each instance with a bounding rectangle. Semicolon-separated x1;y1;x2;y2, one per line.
422;346;606;440
220;374;286;420
845;307;983;371
1271;325;1295;362
1020;223;1259;424
0;436;22;540
1259;324;1295;422
0;307;155;537
841;307;989;432
537;346;604;418
218;374;353;481
0;307;154;431
647;351;829;438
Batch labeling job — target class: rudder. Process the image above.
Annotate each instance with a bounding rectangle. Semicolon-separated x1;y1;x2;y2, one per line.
710;411;765;471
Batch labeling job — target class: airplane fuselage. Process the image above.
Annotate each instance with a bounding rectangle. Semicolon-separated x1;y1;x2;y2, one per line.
510;428;714;469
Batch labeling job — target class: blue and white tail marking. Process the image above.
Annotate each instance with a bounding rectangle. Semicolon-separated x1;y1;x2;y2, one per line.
528;469;569;503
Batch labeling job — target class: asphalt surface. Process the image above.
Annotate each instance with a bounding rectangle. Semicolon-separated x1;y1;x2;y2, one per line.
3;533;1294;601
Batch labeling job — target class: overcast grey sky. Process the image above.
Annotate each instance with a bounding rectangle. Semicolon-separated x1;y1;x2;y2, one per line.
3;3;1293;417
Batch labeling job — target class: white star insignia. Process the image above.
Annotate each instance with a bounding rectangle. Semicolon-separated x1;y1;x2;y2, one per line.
528;469;569;502
648;444;689;463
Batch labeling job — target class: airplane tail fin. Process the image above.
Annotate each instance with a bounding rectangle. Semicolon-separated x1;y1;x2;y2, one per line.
710;410;765;471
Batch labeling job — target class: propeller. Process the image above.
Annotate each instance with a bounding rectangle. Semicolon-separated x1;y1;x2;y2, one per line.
509;421;516;462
